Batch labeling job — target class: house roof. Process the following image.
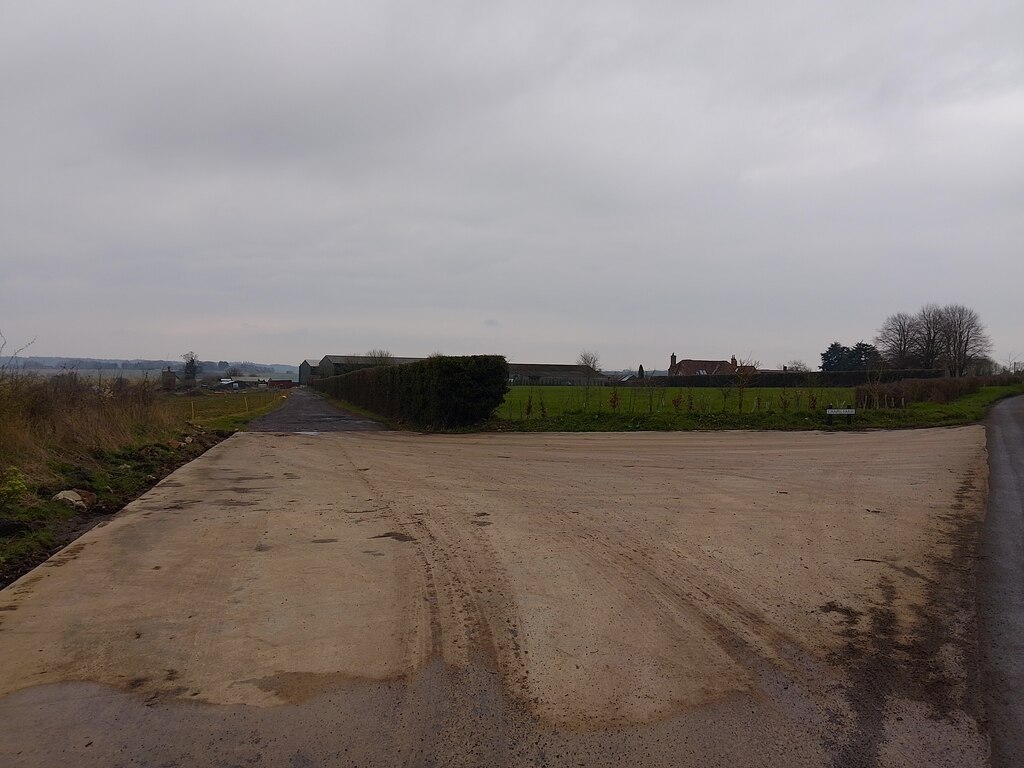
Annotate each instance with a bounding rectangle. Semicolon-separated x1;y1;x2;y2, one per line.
667;357;759;376
508;363;608;378
301;359;320;367
668;359;736;376
320;355;424;367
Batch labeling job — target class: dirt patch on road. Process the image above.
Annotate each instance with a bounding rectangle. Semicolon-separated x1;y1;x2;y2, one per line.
0;428;989;766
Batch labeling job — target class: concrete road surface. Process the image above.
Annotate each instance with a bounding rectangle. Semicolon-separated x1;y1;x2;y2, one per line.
0;392;997;767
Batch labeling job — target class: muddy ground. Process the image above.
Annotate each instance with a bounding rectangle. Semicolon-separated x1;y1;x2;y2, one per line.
0;415;990;766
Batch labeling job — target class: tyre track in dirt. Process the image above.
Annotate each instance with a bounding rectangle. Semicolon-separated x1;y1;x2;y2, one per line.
329;436;533;765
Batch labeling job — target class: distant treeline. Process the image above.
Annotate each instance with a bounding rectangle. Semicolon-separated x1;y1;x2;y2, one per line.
16;358;177;370
314;355;508;428
650;369;944;389
13;357;283;374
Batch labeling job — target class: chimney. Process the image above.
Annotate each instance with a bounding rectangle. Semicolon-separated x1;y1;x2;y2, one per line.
670;353;677;370
731;355;737;367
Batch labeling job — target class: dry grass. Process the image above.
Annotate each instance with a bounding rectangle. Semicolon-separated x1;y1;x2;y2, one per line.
0;370;176;487
0;365;287;585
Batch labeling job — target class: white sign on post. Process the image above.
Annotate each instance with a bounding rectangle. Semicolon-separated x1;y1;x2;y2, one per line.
826;408;856;415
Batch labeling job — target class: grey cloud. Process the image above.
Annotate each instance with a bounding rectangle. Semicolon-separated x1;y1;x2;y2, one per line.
2;1;1021;367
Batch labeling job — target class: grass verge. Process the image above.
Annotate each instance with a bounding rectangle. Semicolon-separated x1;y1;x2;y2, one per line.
315;393;395;427
0;382;286;587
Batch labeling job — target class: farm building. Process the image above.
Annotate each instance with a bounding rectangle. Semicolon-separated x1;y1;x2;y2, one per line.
318;354;424;378
313;356;607;385
160;367;179;391
227;376;271;389
298;359;319;385
508;363;609;386
666;354;756;377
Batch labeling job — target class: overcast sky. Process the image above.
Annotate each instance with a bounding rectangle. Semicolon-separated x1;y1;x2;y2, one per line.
2;1;1021;370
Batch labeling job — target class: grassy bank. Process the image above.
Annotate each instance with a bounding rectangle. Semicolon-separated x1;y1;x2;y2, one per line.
0;373;284;586
486;384;1024;432
497;385;857;420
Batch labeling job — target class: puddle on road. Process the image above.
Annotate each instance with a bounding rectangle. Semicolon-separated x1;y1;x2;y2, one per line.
0;660;839;768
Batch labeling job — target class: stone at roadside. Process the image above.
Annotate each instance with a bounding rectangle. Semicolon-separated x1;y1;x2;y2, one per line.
168;440;184;450
73;489;98;509
184;436;194;444
51;489;98;511
51;491;86;511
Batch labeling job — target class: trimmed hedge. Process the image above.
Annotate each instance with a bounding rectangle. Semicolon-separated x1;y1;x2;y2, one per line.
655;369;943;389
314;355;509;428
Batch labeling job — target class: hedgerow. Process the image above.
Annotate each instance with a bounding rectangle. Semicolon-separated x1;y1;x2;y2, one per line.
855;373;1024;408
314;355;509;428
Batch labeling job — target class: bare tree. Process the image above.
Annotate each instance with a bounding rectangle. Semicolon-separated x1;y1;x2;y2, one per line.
938;304;992;377
365;349;395;365
875;312;918;368
783;359;809;372
577;350;601;372
861;349;888;408
733;357;760;413
0;330;36;379
575;350;601;411
181;351;200;382
911;304;945;370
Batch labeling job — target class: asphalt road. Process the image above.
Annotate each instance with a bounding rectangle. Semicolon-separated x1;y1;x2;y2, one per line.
979;395;1024;768
249;387;385;432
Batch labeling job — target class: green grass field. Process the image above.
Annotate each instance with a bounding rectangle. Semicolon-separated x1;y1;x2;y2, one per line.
163;390;286;431
490;384;1024;431
497;385;857;419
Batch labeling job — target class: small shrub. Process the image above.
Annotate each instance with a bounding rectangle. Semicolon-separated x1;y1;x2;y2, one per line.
0;467;29;512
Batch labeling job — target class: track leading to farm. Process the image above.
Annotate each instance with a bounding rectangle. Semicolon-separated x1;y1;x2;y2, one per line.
0;395;992;767
249;386;385;432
